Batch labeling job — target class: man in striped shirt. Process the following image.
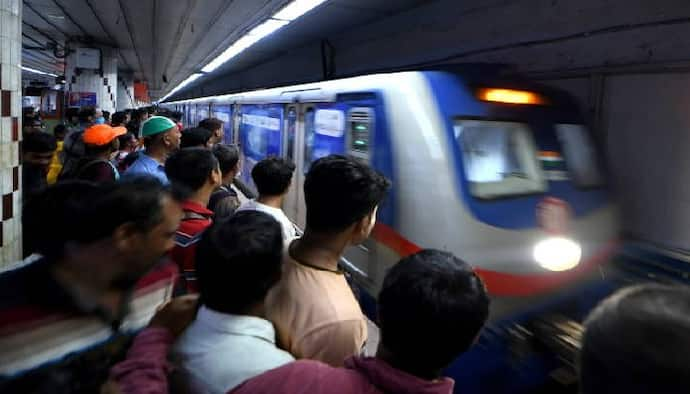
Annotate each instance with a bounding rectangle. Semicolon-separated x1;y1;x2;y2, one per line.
0;177;182;393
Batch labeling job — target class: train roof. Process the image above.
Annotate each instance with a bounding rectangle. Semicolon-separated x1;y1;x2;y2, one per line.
164;65;579;109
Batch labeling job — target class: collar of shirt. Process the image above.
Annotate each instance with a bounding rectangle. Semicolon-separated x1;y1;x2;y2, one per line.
181;200;214;217
195;306;277;344
241;200;282;216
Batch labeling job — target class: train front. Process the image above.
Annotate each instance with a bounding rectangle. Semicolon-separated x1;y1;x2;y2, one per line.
422;71;619;393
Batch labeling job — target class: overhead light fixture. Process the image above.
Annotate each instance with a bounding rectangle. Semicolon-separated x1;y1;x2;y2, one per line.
22;66;58;77
159;73;203;102
202;18;289;73
160;0;329;101
273;0;328;21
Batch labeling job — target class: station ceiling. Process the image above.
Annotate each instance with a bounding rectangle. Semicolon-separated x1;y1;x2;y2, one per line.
21;0;427;100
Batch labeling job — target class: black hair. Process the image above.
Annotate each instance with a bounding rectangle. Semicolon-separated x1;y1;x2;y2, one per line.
22;131;57;153
378;249;489;378
102;110;110;121
212;144;240;176
165;147;219;196
53;124;67;138
251;157;295;196
304;155;390;233
78;107;96;123
147;106;156;115
84;139;118;156
580;284;690;394
117;132;136;149
196;210;283;314
134;108;148;121
171;111;183;122
198;118;223;133
65;107;79;120
23;177;172;259
180;127;212;149
111;111;127;126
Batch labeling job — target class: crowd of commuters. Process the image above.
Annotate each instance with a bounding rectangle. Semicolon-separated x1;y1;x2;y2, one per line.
3;104;689;394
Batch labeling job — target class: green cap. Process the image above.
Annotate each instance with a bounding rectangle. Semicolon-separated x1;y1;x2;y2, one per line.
141;116;176;137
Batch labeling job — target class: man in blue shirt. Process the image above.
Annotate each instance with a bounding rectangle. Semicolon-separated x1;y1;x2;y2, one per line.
125;116;181;184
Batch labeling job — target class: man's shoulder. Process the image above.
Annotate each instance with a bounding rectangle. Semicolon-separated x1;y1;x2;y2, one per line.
231;360;360;394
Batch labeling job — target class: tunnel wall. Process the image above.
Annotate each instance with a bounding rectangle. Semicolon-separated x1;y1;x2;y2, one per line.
542;71;690;251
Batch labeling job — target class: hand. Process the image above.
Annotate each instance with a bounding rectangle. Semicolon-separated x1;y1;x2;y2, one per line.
148;294;199;338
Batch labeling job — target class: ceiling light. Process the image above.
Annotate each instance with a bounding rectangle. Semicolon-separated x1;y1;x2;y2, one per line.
273;0;328;21
161;0;330;101
160;73;203;102
21;66;58;77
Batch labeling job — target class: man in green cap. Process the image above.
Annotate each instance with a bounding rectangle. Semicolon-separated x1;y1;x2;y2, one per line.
124;116;181;184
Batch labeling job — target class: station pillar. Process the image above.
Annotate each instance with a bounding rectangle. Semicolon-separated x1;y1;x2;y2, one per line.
0;0;23;266
65;47;118;113
117;72;135;110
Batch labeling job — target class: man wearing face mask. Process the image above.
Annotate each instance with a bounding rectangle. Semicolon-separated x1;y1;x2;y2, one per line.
94;108;106;125
1;178;183;393
266;155;390;367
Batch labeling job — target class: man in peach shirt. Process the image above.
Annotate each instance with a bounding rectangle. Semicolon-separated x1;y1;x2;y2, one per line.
266;155;391;366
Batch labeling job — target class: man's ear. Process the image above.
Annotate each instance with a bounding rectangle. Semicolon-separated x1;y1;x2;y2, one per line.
112;222;139;251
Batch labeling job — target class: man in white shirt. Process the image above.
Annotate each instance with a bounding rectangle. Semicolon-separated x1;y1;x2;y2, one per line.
236;157;296;241
172;211;294;394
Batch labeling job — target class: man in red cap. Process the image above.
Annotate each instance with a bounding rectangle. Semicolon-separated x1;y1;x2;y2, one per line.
61;124;126;183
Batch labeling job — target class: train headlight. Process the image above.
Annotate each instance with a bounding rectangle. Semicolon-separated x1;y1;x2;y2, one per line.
533;237;581;271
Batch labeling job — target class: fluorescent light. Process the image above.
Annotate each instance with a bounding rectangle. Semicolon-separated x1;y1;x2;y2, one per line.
160;73;203;102
273;0;328;21
248;18;289;39
22;66;58;77
202;19;288;73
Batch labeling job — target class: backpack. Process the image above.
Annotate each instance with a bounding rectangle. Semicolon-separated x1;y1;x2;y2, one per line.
58;130;85;181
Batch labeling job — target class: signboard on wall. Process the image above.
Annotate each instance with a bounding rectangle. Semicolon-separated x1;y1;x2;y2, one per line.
75;48;101;69
68;92;97;107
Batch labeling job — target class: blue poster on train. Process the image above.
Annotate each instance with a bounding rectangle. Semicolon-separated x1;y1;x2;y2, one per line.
238;104;283;189
212;104;233;144
302;103;346;173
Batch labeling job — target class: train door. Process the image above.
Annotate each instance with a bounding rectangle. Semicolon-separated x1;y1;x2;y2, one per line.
283;102;346;230
341;107;379;285
282;104;302;228
232;104;242;145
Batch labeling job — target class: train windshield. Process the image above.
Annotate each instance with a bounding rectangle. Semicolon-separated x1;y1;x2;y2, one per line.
555;124;603;187
454;120;546;198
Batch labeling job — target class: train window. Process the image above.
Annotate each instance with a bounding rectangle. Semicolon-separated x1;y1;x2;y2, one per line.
455;120;546;198
555;124;603;187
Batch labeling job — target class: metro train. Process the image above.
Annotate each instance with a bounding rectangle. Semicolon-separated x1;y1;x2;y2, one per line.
165;66;619;393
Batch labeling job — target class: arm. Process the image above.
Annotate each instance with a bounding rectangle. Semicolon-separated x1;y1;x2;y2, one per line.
107;327;174;394
105;295;199;394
